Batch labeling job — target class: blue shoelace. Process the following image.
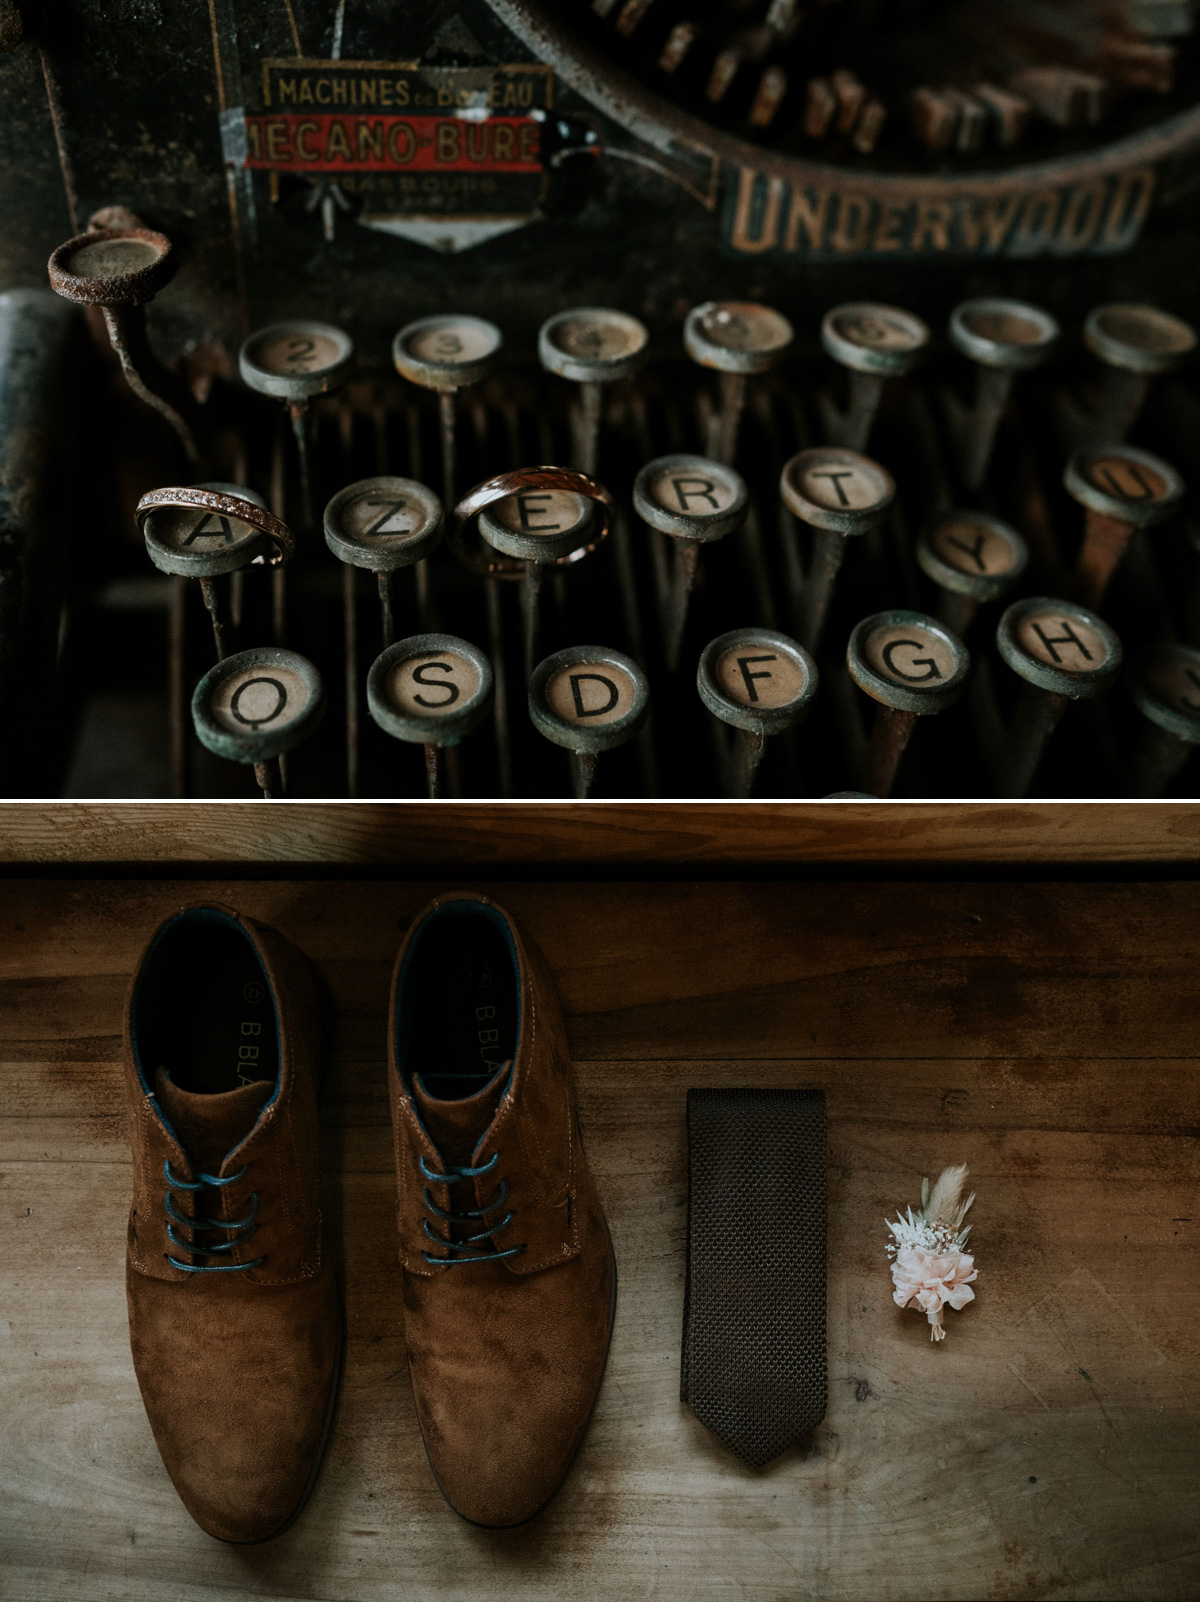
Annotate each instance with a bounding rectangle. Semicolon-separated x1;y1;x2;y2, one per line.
419;1150;526;1266
163;1159;264;1273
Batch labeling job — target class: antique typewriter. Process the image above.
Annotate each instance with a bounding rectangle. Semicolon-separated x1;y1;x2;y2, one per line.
3;0;1200;799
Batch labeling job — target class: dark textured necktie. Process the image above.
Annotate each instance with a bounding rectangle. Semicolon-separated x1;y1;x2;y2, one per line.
681;1087;827;1467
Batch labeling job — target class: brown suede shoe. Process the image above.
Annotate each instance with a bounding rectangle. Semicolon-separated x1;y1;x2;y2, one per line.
388;892;616;1527
123;903;341;1543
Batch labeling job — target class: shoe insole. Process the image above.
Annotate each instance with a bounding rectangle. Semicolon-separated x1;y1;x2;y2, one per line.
137;922;279;1095
410;917;518;1100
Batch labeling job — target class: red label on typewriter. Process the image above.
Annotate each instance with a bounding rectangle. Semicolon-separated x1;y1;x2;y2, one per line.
243;114;541;173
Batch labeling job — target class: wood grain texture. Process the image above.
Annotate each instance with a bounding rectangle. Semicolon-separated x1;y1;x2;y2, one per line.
1;879;1198;1602
0;801;1199;867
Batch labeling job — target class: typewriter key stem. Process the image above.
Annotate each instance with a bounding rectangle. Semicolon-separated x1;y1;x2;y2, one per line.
485;579;514;797
1065;444;1182;610
1132;721;1193;798
438;390;457;507
577;381;603;478
197;577;227;661
999;685;1069;799
665;537;701;672
1095;367;1150;444
960;365;1012;494
712;370;747;467
424;741;443;800
343;564;359;798
253;758;282;800
1083;305;1195;444
866;705;918;799
936;589;978;638
820;304;929;453
572;750;598;800
801;526;847;654
948;299;1058;495
287;400;314;532
102;306;200;466
731;724;767;798
169;574;186;798
377;569;395;649
1076;510;1134;609
834;369;886;453
522;560;544;682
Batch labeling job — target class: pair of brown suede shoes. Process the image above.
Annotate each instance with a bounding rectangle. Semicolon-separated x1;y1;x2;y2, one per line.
122;893;615;1541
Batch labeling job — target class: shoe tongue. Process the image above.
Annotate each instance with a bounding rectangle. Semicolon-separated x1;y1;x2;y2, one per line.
155;1066;274;1173
412;1061;510;1168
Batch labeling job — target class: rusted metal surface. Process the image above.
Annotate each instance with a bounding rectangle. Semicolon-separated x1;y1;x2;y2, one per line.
46;226;175;307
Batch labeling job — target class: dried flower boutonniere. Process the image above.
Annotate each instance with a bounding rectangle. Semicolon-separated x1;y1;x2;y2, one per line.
886;1164;977;1342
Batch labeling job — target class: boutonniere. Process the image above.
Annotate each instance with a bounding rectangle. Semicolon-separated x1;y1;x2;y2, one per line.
886;1165;977;1342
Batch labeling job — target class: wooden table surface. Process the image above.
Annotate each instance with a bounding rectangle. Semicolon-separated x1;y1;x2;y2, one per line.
2;878;1198;1601
1;802;1200;868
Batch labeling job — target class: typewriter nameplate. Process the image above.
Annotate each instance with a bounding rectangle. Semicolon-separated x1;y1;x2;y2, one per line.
723;163;1157;261
241;59;551;250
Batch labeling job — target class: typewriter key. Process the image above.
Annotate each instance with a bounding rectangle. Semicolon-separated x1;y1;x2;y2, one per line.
819;302;929;451
916;510;1028;635
48;222;199;463
1083;303;1196;441
847;610;970;797
538;307;649;476
367;634;493;799
324;478;443;647
995;596;1122;797
1129;643;1200;796
697;627;818;796
684;299;794;465
634;454;749;671
480;487;598;678
529;645;650;798
781;447;896;653
240;321;354;531
393;314;503;505
1064;443;1184;607
948;297;1059;492
136;484;294;661
192;647;325;799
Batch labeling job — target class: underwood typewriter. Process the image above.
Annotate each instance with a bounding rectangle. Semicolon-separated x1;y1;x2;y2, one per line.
3;0;1200;799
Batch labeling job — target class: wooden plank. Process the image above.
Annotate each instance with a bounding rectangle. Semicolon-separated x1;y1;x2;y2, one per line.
0;801;1199;868
2;880;1198;1601
4;878;1200;1062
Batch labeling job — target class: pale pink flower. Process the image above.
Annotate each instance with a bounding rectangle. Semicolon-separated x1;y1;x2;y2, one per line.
885;1164;978;1341
891;1244;977;1341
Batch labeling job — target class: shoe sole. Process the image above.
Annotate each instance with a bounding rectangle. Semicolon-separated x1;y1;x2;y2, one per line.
415;1214;620;1531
